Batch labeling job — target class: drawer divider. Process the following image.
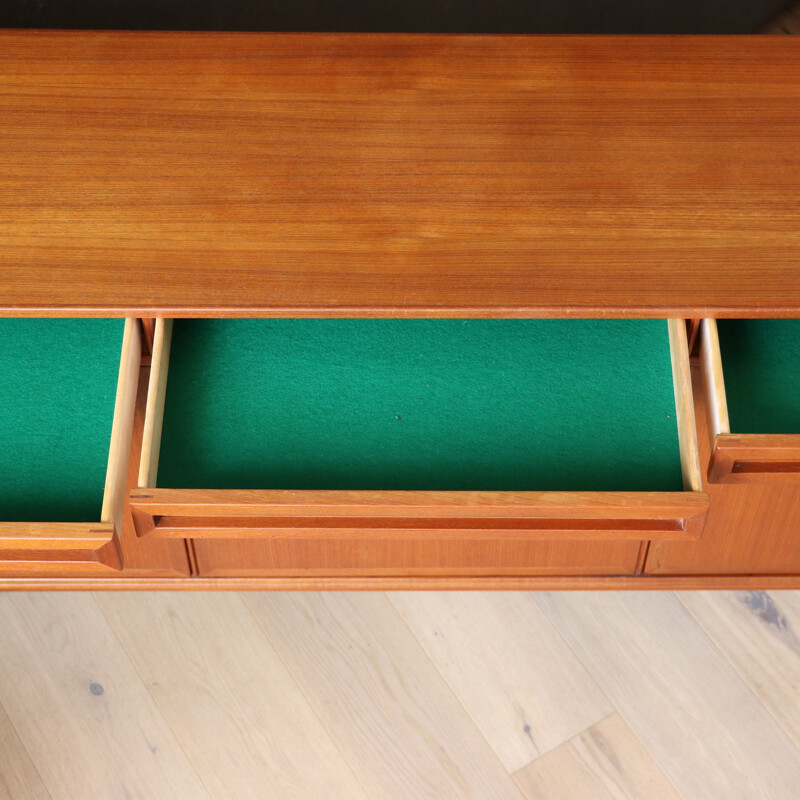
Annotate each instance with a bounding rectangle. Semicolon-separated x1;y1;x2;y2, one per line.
139;318;173;490
100;318;142;539
669;318;703;492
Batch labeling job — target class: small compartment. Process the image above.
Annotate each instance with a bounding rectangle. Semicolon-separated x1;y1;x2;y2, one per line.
701;318;800;483
0;318;141;573
131;318;707;542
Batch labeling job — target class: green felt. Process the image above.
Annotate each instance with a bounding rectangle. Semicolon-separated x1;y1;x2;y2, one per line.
717;319;800;434
158;319;682;492
0;319;123;522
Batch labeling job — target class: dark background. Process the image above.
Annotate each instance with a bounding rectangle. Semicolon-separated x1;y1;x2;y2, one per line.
0;0;786;33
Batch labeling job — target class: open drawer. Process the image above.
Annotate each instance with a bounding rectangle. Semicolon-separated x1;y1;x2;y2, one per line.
0;318;141;575
701;318;800;483
130;318;708;543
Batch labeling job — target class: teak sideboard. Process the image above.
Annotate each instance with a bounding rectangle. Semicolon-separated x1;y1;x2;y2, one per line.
1;31;799;590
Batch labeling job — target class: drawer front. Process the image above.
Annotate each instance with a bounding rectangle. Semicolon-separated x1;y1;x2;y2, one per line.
130;488;708;541
190;538;644;579
0;523;121;576
131;318;708;553
701;318;800;483
0;317;141;571
649;358;800;577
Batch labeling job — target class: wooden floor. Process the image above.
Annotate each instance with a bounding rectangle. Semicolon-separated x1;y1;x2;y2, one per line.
0;591;799;799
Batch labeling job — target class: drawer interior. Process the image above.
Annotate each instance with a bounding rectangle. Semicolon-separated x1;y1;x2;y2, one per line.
715;320;800;434
0;318;126;522
154;319;685;493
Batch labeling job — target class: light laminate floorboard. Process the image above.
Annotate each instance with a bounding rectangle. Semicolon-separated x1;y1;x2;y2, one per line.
244;592;526;800
390;591;613;771
0;701;50;800
536;591;800;800
512;712;682;800
2;590;800;799
0;593;209;800
679;590;800;750
95;592;369;800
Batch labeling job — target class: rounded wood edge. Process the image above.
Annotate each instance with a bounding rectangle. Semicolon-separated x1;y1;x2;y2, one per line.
4;307;800;319
0;574;798;591
668;318;703;492
101;318;142;530
709;433;800;484
699;318;731;444
138;317;173;489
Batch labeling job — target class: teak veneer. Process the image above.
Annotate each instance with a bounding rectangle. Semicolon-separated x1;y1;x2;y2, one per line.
128;317;706;550
701;319;800;483
1;32;800;318
1;31;799;589
0;319;140;576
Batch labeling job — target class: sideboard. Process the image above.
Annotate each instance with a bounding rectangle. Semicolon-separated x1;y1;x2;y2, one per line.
1;31;799;589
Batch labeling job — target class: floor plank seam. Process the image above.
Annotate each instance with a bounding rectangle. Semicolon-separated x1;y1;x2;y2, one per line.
0;692;55;800
236;591;374;800
385;591;548;778
675;590;800;757
91;591;215;800
509;709;620;777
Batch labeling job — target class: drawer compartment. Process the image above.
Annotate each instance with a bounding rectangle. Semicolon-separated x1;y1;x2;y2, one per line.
0;318;141;574
701;318;800;483
131;318;707;542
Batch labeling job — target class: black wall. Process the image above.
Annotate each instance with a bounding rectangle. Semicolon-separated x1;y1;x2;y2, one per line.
0;0;785;33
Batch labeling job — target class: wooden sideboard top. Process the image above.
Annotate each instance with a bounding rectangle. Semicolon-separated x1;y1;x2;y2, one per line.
1;31;798;317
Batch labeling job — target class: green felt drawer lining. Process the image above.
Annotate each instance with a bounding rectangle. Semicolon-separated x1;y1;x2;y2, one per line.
716;319;800;435
157;319;684;493
0;319;124;522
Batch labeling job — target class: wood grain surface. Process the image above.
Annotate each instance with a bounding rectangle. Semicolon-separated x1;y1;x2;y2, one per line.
0;522;121;576
190;537;643;579
708;433;800;483
649;365;800;575
100;318;141;535
700;318;800;482
5;589;800;797
128;488;709;540
537;591;800;799
243;592;527;798
390;591;613;772
1;31;799;317
1;574;800;590
513;712;682;799
0;701;50;800
0;593;209;799
109;364;192;576
679;590;800;751
96;592;369;799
